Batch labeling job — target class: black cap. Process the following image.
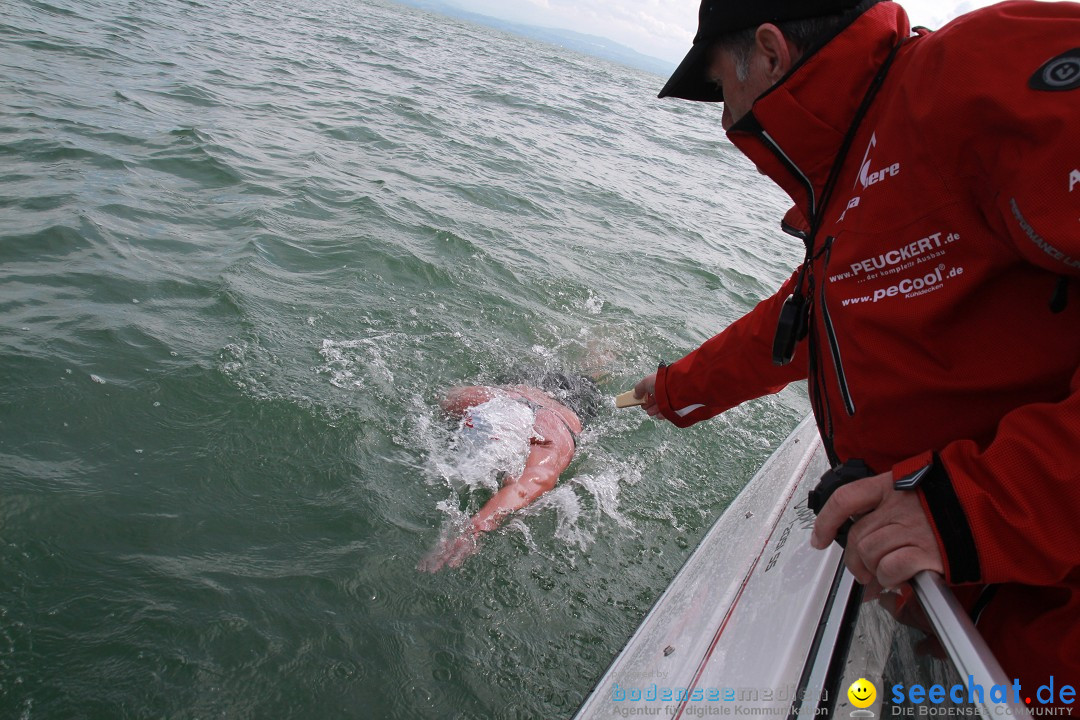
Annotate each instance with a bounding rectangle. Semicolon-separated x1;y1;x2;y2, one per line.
658;0;864;102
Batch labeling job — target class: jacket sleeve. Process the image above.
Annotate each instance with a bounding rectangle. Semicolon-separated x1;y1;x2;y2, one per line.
892;363;1080;587
893;5;1080;586
654;269;810;428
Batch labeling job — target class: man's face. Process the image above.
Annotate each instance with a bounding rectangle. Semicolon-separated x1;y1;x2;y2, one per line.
706;30;792;131
707;46;764;131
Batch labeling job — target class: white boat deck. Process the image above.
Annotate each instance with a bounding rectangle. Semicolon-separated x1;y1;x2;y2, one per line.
574;415;1028;719
575;416;843;718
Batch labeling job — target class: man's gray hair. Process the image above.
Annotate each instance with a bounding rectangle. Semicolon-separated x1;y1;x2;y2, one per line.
718;0;885;81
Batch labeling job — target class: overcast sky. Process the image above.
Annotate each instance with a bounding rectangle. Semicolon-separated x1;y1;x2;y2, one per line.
448;0;1042;63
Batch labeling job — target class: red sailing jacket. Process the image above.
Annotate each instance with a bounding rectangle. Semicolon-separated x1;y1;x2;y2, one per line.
654;1;1080;690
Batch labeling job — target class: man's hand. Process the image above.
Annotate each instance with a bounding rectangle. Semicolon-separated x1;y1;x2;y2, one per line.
811;471;944;588
633;373;661;418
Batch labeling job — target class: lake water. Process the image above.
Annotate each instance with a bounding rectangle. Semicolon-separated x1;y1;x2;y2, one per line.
0;0;809;717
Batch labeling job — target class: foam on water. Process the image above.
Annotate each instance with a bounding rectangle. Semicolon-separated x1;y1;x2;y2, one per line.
317;336;399;390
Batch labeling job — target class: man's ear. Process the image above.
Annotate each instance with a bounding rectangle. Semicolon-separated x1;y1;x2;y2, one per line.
753;23;796;83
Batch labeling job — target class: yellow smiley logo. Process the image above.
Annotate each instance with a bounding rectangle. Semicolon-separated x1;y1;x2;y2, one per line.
848;678;877;709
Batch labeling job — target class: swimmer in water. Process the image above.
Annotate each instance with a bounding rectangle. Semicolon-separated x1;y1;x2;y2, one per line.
419;381;587;572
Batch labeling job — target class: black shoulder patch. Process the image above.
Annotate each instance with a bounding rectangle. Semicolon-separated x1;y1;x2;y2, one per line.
1030;48;1080;91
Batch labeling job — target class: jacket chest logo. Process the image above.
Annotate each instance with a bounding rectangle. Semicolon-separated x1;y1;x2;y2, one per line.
855;133;901;190
839;133;901;223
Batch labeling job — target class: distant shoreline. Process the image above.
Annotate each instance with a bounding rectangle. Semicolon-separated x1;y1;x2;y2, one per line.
390;0;676;77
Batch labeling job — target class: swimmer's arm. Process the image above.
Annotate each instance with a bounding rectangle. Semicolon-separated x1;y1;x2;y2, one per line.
419;443;566;572
440;386;496;415
470;467;560;533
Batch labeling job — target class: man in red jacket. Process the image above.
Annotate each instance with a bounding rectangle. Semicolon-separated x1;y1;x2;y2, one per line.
634;0;1080;697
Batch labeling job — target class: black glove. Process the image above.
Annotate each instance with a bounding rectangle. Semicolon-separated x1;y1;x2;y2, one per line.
807;459;875;548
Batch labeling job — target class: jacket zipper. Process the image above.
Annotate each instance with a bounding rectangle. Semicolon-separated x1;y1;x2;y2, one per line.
820;236;857;417
760;129;817;220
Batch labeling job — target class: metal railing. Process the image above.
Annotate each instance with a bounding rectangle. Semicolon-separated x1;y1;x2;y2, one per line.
910;571;1031;717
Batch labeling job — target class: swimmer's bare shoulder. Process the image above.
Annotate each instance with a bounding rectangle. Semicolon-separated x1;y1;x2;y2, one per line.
440;385;496;414
508;385;582;435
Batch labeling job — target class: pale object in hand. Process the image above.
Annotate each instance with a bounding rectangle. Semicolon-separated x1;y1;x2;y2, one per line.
615;390;647;408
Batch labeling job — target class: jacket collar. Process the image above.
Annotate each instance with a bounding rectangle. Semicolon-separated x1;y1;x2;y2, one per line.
726;2;911;223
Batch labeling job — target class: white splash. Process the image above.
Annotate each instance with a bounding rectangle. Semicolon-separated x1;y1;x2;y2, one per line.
317;336;399;390
584;290;604;315
429;393;535;494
